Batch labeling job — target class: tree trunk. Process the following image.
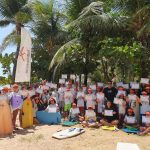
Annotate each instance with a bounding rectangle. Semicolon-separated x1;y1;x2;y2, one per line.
12;23;21;83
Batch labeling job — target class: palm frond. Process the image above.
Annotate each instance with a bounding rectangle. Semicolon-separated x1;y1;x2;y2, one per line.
0;30;20;52
0;20;11;27
49;38;80;70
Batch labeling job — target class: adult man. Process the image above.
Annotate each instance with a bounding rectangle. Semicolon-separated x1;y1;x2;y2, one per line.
9;84;23;130
103;81;117;102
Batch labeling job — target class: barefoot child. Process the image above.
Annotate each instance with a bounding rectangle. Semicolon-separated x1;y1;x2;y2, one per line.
69;103;80;122
138;111;150;135
124;108;138;128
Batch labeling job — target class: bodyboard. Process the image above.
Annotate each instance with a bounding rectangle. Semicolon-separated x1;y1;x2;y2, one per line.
22;99;33;128
0;99;13;137
52;128;85;139
36;111;61;124
116;142;140;150
101;126;116;131
62;121;78;126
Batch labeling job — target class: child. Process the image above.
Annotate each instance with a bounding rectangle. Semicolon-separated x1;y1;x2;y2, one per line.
34;95;46;111
69;103;80;122
138;111;150;135
45;97;59;113
64;88;73;119
85;88;96;110
77;87;85;116
81;106;99;128
96;87;105;117
114;94;127;128
126;89;140;123
100;101;119;127
124;108;137;128
140;91;150;124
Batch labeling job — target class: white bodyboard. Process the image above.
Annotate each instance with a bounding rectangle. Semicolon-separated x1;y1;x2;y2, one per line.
52;128;85;139
117;142;140;150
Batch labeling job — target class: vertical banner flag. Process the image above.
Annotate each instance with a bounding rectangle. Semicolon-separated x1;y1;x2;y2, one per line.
15;27;32;82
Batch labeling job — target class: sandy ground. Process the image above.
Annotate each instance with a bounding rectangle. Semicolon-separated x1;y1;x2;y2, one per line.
0;124;149;150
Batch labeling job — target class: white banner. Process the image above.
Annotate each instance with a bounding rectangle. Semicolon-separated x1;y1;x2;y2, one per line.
15;27;32;82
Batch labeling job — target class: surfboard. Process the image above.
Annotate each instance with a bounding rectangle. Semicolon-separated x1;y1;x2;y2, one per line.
52;128;85;139
22;98;33;128
117;142;140;150
0;96;13;137
101;126;117;131
36;111;61;124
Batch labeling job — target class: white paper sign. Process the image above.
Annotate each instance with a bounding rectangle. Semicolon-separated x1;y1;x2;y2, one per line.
116;82;123;87
140;96;149;103
140;78;149;84
97;82;104;87
104;110;113;116
59;79;65;84
114;98;120;104
36;88;43;94
131;83;140;89
90;85;96;90
51;84;57;89
142;116;150;124
62;74;67;79
48;107;57;113
126;116;136;124
123;84;129;89
72;108;80;114
46;82;52;87
70;74;76;80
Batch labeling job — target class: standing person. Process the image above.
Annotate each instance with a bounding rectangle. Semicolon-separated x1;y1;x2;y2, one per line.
100;101;119;127
0;88;13;137
126;89;140;123
41;89;50;108
139;91;150;124
103;81;118;103
85;88;96;111
77;87;85;116
64;88;74;119
58;84;65;113
96;87;105;117
9;84;23;130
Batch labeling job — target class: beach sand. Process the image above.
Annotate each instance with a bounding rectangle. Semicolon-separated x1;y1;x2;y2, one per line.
0;124;149;150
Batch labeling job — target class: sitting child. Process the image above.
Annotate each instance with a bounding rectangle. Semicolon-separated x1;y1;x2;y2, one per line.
45;97;59;113
138;111;150;136
124;108;138;128
81;106;100;128
100;101;119;127
69;103;80;122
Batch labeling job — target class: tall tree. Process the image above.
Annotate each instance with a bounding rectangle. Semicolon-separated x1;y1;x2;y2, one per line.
0;0;31;82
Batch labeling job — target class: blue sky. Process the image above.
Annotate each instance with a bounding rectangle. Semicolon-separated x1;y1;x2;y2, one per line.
0;25;16;76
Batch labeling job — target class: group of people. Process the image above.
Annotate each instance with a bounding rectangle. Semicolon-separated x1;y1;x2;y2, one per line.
0;79;150;137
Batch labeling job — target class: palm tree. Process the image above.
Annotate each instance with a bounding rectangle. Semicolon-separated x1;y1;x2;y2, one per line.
30;0;68;81
50;1;127;84
115;0;150;77
0;0;32;82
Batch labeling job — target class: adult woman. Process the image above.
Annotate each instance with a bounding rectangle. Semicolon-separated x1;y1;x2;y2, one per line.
100;101;119;127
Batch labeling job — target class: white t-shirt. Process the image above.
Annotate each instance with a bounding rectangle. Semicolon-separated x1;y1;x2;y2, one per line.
96;92;105;113
69;108;80;118
124;115;137;124
140;95;150;114
128;94;137;108
77;91;85;107
64;91;73;104
85;110;96;120
85;94;96;109
58;87;65;101
46;104;58;113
